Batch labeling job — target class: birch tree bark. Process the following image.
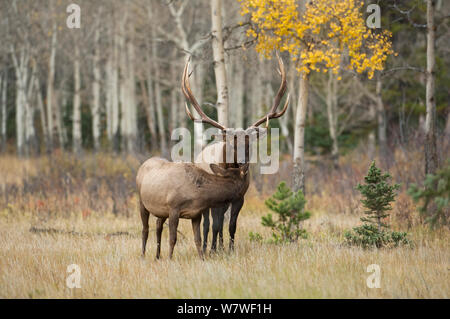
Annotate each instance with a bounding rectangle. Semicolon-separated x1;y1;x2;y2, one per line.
126;24;138;153
169;49;179;135
164;0;208;151
293;72;308;194
150;25;168;158
0;73;6;152
35;76;48;151
326;70;339;167
10;45;29;157
211;0;229;126
47;22;57;150
72;45;82;154
105;27;120;151
229;55;244;129
118;12;139;153
91;24;101;151
375;75;387;159
142;41;158;150
425;0;438;175
25;63;37;155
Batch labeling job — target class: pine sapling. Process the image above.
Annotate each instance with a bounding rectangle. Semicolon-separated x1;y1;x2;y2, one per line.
250;182;311;244
345;161;411;248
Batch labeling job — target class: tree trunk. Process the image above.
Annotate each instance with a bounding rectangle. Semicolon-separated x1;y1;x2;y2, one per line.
192;61;205;151
151;26;168;158
211;0;229;126
144;48;158;150
47;22;57;150
72;45;82;154
35;76;48;151
91;25;101;151
25;66;37;155
326;70;339;168
229;55;244;129
105;29;120;152
126;27;138;153
1;73;7;152
376;75;387;159
169;50;179;139
11;46;29;157
293;72;308;194
425;0;438;175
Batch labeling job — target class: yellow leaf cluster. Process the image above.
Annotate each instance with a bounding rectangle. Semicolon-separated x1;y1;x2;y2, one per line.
239;0;394;78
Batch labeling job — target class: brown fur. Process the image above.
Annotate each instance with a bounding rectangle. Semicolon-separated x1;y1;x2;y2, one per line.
136;157;248;259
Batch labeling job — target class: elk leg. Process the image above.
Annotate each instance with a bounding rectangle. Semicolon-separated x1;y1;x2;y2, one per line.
211;205;227;252
168;211;180;259
155;217;167;260
218;208;225;250
201;209;210;253
229;198;244;251
140;200;150;257
191;214;204;259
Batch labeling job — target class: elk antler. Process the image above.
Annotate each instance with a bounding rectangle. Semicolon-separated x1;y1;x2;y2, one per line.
250;52;290;128
182;58;227;131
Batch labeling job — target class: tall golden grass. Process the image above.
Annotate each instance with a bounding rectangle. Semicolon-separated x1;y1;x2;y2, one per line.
0;142;448;298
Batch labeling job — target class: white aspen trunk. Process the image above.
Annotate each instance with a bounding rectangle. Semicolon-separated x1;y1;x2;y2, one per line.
326;71;339;167
192;62;205;151
106;53;113;141
425;0;438;175
1;74;6;152
445;112;450;137
11;46;29;157
119;12;128;152
293;72;308;194
55;88;66;147
92;26;101;151
25;66;37;155
144;47;158;149
169;53;178;134
72;45;82;154
111;31;120;151
165;0;205;152
229;56;244;129
211;0;229;126
35;76;48;149
368;101;376;160
376;76;387;158
150;26;167;157
250;59;263;126
47;22;57;149
126;29;138;153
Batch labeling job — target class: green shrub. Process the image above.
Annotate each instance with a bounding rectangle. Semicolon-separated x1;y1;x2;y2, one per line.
250;182;311;244
345;161;411;248
408;160;449;228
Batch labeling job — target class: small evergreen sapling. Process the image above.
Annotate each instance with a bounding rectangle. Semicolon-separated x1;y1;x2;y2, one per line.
345;161;410;248
408;160;449;228
356;161;400;231
250;182;310;244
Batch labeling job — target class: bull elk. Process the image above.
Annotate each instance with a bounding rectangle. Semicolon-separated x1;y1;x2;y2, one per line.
187;53;290;253
137;53;289;259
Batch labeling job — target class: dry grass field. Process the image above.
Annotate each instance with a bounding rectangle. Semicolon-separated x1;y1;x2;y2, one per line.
0;147;448;298
0;208;448;298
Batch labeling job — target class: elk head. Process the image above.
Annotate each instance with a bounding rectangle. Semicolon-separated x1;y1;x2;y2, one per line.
182;53;290;171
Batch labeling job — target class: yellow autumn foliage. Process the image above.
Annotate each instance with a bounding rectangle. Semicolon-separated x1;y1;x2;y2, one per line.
239;0;394;79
